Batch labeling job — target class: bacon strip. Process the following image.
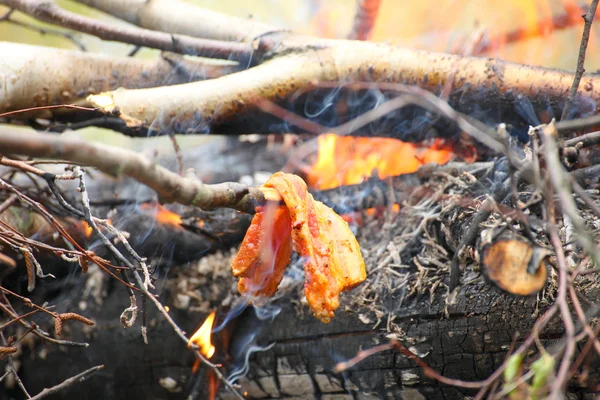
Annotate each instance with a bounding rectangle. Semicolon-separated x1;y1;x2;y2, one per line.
265;173;366;322
231;172;366;323
232;205;292;297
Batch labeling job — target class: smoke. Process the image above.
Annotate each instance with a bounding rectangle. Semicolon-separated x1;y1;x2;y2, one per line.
212;297;250;333
303;86;341;119
227;336;276;385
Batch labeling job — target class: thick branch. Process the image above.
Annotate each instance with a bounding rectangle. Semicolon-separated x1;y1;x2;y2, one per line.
0;126;264;213
1;0;253;61
88;39;600;136
74;0;277;42
0;42;238;116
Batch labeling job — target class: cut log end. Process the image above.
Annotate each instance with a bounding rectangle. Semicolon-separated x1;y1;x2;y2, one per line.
482;239;548;296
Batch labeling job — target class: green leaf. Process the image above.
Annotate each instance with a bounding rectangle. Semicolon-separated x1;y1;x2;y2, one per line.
531;352;554;390
504;353;524;384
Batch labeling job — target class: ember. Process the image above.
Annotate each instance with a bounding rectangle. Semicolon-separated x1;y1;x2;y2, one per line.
139;203;182;226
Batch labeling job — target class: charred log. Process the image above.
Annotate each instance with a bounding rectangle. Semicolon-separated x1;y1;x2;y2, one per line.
3;250;596;400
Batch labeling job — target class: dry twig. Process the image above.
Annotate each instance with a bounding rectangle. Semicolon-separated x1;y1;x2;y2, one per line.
562;0;599;119
28;365;103;400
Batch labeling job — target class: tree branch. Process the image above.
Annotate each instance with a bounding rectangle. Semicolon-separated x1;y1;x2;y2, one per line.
0;0;253;61
74;0;277;42
0;125;264;213
87;39;600;136
0;42;238;116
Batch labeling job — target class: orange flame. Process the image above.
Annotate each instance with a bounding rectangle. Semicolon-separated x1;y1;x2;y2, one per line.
306;134;453;190
83;221;93;238
82;218;112;239
188;311;216;359
139;203;182;226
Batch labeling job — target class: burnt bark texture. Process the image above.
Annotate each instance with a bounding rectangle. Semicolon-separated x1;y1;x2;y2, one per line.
228;285;580;400
5;269;595;400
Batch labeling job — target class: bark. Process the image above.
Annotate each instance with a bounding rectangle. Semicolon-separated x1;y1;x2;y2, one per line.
74;0;277;42
88;37;600;137
229;286;573;400
0;42;238;116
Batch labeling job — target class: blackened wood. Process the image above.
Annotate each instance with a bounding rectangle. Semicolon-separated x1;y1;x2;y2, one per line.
7;269;587;400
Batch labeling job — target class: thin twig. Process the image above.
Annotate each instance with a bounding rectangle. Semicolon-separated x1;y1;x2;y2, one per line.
0;104;96;118
1;332;31;398
29;365;104;400
540;123;600;267
336;305;558;394
258;80;505;153
0;300;88;347
0;176;130;288
64;168;244;399
2;13;87;50
562;0;599;119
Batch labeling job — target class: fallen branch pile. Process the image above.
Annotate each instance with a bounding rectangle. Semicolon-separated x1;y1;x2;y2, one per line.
0;0;600;399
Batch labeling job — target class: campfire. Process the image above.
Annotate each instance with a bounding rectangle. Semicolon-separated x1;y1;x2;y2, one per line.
1;0;600;399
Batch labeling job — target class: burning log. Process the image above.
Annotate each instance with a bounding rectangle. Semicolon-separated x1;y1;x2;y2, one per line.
10;157;597;398
2;145;600;399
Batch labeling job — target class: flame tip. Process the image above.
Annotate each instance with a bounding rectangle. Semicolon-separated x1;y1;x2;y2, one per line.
188;310;216;359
